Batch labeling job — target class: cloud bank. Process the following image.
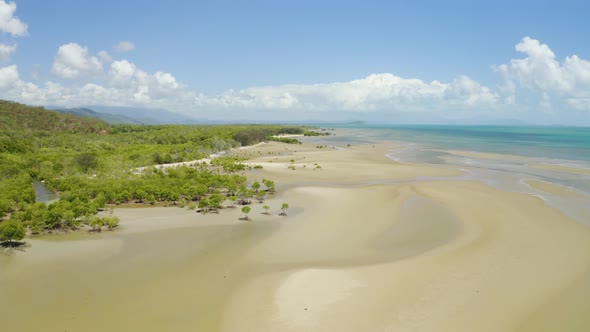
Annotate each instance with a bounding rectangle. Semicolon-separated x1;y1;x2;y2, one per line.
0;0;588;125
2;37;589;123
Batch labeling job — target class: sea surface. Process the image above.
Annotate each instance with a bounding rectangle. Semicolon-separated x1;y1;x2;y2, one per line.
306;124;590;226
314;124;590;161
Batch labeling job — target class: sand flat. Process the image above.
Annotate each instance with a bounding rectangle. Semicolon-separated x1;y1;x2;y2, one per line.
443;149;533;161
2;141;590;332
530;163;590;175
221;180;590;332
524;179;585;197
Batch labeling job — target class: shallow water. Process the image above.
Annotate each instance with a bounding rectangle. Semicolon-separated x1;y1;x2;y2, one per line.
304;127;590;226
33;180;57;202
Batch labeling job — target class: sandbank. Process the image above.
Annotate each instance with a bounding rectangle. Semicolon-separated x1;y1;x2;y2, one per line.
524;179;585;198
530;163;590;175
2;140;590;332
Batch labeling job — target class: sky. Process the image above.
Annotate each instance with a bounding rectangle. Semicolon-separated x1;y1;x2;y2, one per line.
1;0;590;124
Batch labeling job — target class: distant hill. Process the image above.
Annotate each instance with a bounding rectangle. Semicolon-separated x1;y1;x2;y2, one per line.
80;106;201;125
53;107;142;125
0;100;110;134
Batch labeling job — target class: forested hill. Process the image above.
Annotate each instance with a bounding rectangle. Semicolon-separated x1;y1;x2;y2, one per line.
0;100;110;134
52;107;142;125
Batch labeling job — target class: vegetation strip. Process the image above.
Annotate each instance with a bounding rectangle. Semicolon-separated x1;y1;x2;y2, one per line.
0;100;312;248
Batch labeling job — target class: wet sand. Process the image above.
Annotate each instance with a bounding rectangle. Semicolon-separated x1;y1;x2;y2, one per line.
524;179;585;198
530;163;590;175
2;141;590;332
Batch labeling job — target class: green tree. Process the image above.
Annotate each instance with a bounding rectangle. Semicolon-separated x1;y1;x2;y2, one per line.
198;198;210;213
280;203;289;216
251;181;261;193
0;221;26;244
89;217;104;232
256;191;266;203
135;189;147;203
209;194;223;211
105;216;120;230
241;206;251;220
147;194;156;205
44;208;64;229
117;190;132;203
75;153;99;172
93;193;107;208
62;210;78;229
263;179;275;193
262;205;270;215
0;199;10;218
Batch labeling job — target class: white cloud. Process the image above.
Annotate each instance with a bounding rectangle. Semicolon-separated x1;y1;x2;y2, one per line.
52;43;103;79
496;36;590;110
108;59;139;85
192;73;497;113
6;37;590;124
0;1;25;63
0;43;16;62
98;50;113;63
155;72;179;90
1;62;500;117
0;0;27;36
113;41;135;52
0;64;19;89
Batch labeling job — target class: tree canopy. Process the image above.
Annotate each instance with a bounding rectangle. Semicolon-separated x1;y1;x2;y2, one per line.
1;99;305;238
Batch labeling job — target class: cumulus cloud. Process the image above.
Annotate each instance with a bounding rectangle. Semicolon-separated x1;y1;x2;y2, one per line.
192;73;497;113
98;50;113;63
0;43;16;62
0;1;25;63
113;41;135;52
52;43;103;79
496;36;590;110
0;58;500;117
0;0;27;36
6;37;590;123
2;49;187;108
0;64;19;89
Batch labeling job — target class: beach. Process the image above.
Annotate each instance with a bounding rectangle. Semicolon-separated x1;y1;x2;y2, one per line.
2;134;590;331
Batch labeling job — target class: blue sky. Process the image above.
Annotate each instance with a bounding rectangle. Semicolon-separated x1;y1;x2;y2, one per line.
1;0;590;124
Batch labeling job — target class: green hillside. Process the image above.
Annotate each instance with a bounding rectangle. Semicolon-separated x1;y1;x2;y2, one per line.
0;99;309;235
53;107;143;125
0;100;110;134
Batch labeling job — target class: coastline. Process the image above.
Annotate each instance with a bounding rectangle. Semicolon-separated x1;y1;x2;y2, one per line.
2;136;590;331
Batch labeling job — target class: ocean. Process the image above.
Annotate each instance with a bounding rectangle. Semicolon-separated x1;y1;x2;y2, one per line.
315;125;590;161
306;124;590;226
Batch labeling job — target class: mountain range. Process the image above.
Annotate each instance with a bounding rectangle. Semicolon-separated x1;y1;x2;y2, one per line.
49;106;204;125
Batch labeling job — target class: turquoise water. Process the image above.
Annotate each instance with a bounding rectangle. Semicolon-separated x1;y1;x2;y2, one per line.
306;124;590;225
320;125;590;162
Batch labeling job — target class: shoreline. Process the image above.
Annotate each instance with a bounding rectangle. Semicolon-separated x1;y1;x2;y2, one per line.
2;137;590;331
134;141;267;173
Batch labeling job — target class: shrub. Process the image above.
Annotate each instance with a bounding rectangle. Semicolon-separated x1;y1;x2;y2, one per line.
0;221;26;243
